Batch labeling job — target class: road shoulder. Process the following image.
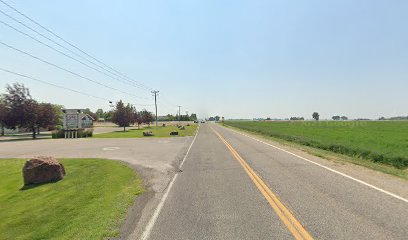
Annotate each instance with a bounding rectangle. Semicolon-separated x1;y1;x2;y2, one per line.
219;123;408;199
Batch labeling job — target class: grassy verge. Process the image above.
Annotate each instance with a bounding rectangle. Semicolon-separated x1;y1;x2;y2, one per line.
93;125;197;138
0;158;144;240
221;122;408;180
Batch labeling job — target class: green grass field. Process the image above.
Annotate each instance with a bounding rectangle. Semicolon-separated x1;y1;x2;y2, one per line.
0;158;144;240
93;125;197;138
224;121;408;169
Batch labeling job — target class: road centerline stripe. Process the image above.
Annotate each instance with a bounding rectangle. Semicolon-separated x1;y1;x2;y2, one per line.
211;127;314;240
224;126;408;204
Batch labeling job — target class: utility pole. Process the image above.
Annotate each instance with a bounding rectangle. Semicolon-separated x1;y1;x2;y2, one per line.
177;105;181;125
151;90;159;128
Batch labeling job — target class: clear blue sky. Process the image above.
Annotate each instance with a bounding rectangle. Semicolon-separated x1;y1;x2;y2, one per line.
0;0;407;119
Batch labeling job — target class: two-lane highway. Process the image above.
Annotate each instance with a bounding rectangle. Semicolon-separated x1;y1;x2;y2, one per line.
141;123;408;239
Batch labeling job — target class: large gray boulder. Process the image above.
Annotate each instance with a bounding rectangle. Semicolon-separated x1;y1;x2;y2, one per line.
22;156;66;185
143;131;154;136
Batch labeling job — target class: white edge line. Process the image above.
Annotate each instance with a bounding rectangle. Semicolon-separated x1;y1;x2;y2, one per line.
139;125;200;240
224;126;408;204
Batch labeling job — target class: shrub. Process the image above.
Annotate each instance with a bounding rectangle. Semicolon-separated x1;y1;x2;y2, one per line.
78;129;93;138
51;129;93;138
52;129;64;139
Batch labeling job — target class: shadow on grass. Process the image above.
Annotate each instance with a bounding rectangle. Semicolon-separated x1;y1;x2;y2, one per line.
110;128;147;133
20;180;61;191
0;137;51;143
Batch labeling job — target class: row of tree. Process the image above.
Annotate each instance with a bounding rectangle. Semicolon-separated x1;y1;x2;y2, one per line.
111;100;154;132
332;115;348;120
95;108;113;121
161;113;197;121
313;113;349;121
289;115;348;121
0;83;61;139
290;117;305;121
208;116;221;121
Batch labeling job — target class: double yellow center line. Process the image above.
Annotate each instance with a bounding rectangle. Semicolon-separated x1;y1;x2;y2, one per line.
212;127;313;240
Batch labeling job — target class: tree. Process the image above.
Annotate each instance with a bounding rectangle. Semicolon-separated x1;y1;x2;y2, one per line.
332;116;340;120
140;109;154;127
312;112;319;121
0;96;8;136
135;111;143;129
340;116;348;120
166;114;176;121
96;109;104;120
3;83;32;129
83;108;97;120
3;83;39;138
2;83;62;138
179;114;190;121
37;103;60;132
23;100;41;139
112;100;134;132
51;104;64;129
190;113;197;121
130;105;137;126
103;110;113;121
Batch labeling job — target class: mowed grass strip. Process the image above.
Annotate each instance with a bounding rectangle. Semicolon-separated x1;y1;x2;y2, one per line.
224;121;408;169
93;124;197;138
0;158;144;240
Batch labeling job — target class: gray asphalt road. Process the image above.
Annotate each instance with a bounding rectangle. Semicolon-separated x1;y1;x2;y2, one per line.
143;123;408;240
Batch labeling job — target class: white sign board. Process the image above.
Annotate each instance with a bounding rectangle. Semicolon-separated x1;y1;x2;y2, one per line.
63;109;94;129
65;114;79;129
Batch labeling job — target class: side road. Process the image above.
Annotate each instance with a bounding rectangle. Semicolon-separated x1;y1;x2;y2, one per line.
0;136;195;239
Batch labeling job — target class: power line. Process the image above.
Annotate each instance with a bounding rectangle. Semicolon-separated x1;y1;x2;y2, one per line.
0;0;153;91
0;67;154;107
0;17;148;91
0;40;150;100
0;0;188;114
0;8;149;91
0;67;105;101
159;93;178;107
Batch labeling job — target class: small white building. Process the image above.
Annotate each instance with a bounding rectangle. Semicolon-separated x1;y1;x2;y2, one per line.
81;114;94;128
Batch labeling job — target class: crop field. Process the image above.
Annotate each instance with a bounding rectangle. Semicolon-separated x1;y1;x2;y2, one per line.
224;121;408;169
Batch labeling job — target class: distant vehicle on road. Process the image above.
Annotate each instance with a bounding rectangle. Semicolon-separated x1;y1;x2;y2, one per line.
201;120;205;123
194;120;198;123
